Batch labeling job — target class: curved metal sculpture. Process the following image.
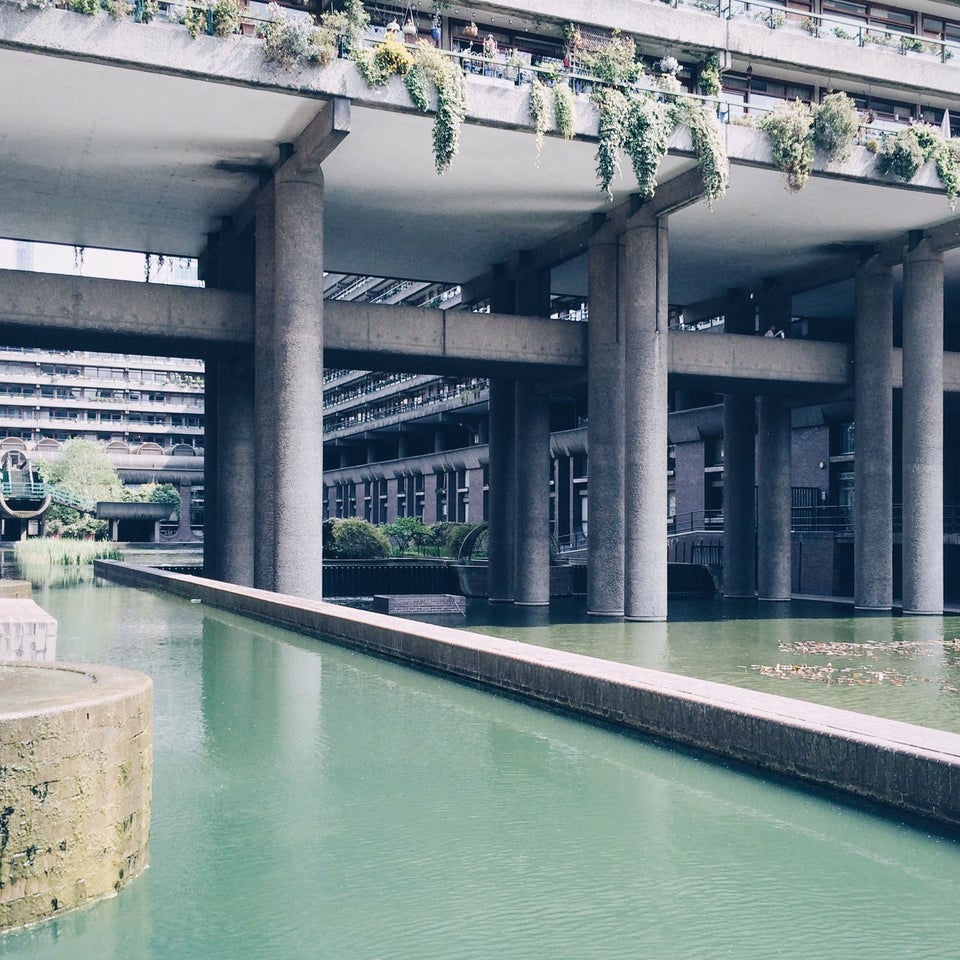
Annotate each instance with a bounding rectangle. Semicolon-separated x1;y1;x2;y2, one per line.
0;450;51;520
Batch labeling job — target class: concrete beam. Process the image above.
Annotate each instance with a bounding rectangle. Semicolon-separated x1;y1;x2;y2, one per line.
669;332;852;393
0;268;250;356
287;97;351;175
321;301;588;376
8;269;960;393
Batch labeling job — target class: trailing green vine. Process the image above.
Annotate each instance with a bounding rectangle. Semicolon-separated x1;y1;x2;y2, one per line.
671;97;729;207
408;44;466;175
404;61;431;112
877;125;960;208
554;81;575;141
529;77;549;165
592;87;630;199
624;95;671;199
591;87;728;205
697;53;722;97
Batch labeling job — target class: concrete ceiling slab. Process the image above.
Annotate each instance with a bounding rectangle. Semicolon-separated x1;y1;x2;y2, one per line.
2;20;960;321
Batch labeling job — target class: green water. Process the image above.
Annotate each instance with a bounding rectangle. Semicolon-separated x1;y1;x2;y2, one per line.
2;578;960;959
430;598;960;735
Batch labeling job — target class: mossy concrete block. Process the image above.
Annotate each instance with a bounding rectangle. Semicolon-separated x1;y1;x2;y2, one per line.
0;662;152;933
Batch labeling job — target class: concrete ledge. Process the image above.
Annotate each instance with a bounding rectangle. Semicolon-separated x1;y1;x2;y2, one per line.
95;560;960;828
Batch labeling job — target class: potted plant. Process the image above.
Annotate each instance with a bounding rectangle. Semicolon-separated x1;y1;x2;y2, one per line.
463;20;478;38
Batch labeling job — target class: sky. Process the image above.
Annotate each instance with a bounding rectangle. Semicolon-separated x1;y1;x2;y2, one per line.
0;238;200;285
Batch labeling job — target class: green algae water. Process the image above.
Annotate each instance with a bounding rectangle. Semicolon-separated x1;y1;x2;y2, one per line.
3;578;960;959
442;597;960;735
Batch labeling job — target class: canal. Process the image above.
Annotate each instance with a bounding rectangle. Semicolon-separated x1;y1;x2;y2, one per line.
3;572;960;959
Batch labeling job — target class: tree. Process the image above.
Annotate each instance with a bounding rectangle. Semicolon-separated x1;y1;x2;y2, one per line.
39;438;124;503
383;516;428;555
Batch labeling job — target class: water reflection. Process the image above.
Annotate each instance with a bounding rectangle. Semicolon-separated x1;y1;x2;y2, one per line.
2;577;960;960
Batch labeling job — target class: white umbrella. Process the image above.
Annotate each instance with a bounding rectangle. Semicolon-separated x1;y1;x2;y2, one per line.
942;108;952;139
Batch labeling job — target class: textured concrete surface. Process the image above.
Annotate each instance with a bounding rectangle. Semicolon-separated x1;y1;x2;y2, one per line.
0;600;57;662
96;561;960;829
0;662;152;932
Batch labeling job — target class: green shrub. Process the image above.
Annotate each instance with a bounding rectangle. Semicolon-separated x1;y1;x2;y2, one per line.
329;518;391;559
811;92;859;162
758;99;814;191
429;521;479;558
876;127;926;181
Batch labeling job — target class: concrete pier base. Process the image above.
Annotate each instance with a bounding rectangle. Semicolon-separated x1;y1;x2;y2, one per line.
0;662;152;932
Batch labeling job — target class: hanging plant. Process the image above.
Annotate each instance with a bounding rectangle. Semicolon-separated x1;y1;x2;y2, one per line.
623;94;671;198
671;97;729;206
554;81;575;141
354;35;414;85
875;127;926;182
261;3;335;69
409;44;467;174
404;60;431;111
211;0;241;38
592;87;629;198
529;76;549;165
758;98;815;191
811;92;859;162
697;53;722;97
932;139;960;209
582;29;643;87
874;124;959;207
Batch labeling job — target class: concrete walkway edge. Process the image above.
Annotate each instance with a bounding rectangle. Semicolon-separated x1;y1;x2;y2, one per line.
95;561;960;829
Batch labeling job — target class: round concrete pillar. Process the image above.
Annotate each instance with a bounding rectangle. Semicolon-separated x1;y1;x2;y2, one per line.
254;181;278;591
487;377;516;602
586;236;625;616
854;258;893;610
216;355;255;587
622;217;668;622
514;381;551;605
723;394;756;598
901;243;943;615
756;396;791;600
271;164;326;600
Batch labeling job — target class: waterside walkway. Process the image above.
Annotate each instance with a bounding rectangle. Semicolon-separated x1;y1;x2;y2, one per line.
96;561;960;829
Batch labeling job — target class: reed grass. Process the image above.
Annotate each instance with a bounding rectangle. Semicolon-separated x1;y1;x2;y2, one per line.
13;538;123;566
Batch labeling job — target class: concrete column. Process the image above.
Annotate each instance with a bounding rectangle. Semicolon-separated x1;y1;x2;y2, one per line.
721;292;757;599
755;286;791;601
254;181;278;591
176;481;192;540
586;234;625;615
514;380;551;605
215;354;255;587
723;394;756;598
487;377;516;602
902;241;943;615
202;364;219;576
854;257;893;610
756;396;791;600
271;163;325;600
622;215;668;621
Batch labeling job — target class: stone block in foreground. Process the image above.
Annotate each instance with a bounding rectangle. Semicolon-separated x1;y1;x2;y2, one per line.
0;598;57;661
0;662;152;932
